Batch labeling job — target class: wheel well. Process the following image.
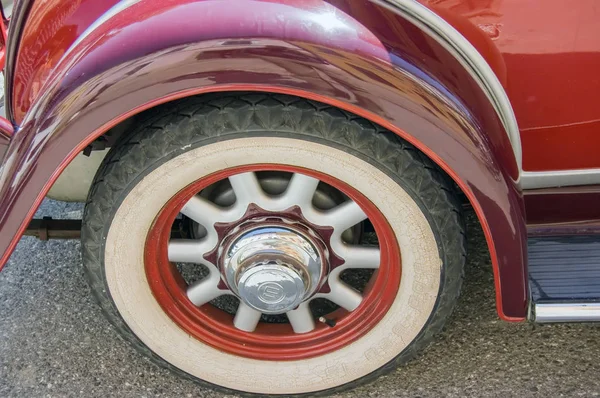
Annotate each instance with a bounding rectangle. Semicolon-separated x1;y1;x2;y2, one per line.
43;90;501;320
48;91;472;208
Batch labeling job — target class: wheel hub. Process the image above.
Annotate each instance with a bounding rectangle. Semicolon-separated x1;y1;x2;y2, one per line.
222;225;324;314
238;264;305;314
145;165;396;360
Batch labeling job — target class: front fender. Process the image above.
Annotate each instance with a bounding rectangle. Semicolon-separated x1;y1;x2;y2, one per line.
0;0;527;319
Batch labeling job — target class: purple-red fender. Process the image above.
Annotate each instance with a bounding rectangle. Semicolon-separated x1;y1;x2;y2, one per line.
0;0;527;320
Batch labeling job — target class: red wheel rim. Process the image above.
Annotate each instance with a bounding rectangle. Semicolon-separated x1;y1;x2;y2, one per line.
145;164;401;361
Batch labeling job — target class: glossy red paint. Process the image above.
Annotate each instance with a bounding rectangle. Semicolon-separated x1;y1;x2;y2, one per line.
3;0;33;123
146;164;401;360
0;12;7;70
0;0;528;320
10;0;600;173
525;186;600;236
10;0;119;122
425;0;600;172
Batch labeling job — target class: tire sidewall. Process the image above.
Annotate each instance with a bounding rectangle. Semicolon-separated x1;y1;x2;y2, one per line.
96;136;444;395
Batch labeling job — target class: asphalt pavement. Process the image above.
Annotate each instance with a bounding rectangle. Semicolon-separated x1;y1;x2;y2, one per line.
1;199;599;397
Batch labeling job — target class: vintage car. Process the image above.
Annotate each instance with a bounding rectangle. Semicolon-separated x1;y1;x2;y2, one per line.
0;0;599;395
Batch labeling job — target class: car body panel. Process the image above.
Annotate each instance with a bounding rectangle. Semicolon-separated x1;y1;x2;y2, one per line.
9;0;119;122
4;0;596;320
8;0;600;173
0;0;528;319
427;0;600;172
525;186;600;234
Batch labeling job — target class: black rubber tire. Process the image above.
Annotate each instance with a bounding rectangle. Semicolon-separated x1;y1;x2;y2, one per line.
81;93;466;397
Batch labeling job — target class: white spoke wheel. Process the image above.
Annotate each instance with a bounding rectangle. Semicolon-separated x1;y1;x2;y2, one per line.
81;95;465;396
144;163;399;357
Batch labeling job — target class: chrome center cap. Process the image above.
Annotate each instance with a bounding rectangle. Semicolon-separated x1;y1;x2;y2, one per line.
221;225;323;314
238;264;305;313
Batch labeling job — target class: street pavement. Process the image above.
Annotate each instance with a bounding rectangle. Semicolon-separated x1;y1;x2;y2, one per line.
1;200;599;397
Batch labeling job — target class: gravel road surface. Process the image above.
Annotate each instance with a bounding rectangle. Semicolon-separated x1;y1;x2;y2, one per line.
1;199;599;397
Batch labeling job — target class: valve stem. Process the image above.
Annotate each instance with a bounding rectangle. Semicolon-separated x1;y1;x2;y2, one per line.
318;316;336;327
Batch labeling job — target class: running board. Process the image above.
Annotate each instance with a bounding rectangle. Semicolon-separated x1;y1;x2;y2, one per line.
529;235;600;323
533;303;600;323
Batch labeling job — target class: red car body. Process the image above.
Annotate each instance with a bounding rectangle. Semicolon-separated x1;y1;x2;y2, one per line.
0;0;599;323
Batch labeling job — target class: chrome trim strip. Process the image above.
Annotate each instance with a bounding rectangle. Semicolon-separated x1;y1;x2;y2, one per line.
534;303;600;323
522;169;600;190
66;0;142;59
372;0;522;175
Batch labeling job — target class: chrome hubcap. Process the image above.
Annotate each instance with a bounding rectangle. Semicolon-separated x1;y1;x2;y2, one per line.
238;265;305;314
222;226;324;314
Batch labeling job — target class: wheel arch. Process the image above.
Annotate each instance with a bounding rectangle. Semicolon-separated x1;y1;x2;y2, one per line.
0;0;527;319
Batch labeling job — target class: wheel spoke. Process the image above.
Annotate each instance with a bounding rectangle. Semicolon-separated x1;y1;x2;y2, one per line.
186;274;225;306
233;302;263;332
229;172;267;207
286;302;315;333
283;173;320;209
180;195;223;227
336;245;380;270
321;200;367;233
168;239;213;264
326;278;363;311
